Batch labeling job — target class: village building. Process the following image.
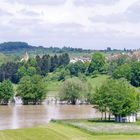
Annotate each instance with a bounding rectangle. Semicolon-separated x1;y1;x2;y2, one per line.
115;114;136;123
70;56;91;63
20;51;29;62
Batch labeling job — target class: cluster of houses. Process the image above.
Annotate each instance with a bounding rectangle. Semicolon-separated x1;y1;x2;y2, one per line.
107;51;140;62
70;56;91;63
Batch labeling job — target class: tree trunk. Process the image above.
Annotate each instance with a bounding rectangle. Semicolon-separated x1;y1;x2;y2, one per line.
101;112;103;120
71;99;76;105
108;112;111;120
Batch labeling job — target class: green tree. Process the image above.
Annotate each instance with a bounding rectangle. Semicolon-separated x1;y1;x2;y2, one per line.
50;55;59;72
112;63;132;81
17;75;47;105
91;79;139;121
60;53;70;66
0;62;19;83
131;62;140;87
0;80;14;105
59;77;91;105
108;54;130;75
41;55;50;75
18;66;36;77
88;52;106;74
67;61;87;76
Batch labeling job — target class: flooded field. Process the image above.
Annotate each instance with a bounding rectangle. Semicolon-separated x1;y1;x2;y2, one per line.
0;105;101;130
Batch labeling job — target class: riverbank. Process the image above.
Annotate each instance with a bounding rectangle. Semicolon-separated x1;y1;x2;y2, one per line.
58;119;140;135
0;122;140;140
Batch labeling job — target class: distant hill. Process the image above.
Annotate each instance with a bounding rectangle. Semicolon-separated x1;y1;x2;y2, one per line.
0;42;33;51
0;42;92;56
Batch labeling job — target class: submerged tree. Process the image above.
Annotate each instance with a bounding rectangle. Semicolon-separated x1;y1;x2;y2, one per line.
0;80;14;105
91;79;139;121
17;75;47;105
59;77;91;105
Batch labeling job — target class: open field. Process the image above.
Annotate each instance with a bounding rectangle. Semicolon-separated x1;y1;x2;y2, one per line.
0;122;140;140
87;75;109;90
46;75;109;94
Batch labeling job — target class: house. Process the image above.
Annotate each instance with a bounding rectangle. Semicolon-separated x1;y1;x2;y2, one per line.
115;114;136;123
70;56;91;63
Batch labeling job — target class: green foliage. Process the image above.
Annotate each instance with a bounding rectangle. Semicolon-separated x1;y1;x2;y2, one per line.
67;61;87;76
35;53;70;76
111;61;140;87
131;62;140;87
0;42;92;55
114;54;129;66
0;80;14;105
18;66;37;77
0;62;19;83
59;77;91;104
88;52;106;74
108;54;130;75
112;63;132;80
59;53;70;66
17;75;47;105
91;79;139;119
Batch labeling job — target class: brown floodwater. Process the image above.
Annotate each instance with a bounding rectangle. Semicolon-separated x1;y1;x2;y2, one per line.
0;105;101;130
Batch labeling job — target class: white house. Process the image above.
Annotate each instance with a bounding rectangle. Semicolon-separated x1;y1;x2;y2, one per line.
115;114;136;123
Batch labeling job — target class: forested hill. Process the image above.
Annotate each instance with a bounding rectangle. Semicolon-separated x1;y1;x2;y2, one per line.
0;42;92;55
0;42;33;51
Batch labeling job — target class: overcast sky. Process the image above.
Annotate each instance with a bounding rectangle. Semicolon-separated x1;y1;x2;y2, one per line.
0;0;140;49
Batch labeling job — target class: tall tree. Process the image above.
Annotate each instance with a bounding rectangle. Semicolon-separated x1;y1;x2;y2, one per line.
0;62;19;83
88;52;106;74
17;75;47;105
131;62;140;87
0;80;14;105
41;55;51;76
59;77;91;105
67;61;87;76
112;63;132;81
91;79;139;121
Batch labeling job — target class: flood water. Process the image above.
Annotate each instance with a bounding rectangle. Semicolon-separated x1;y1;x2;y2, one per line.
0;105;101;130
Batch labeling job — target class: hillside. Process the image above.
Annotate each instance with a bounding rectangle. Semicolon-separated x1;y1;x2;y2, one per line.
0;42;92;56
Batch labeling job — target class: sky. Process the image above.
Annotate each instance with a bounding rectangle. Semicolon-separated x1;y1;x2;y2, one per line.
0;0;140;49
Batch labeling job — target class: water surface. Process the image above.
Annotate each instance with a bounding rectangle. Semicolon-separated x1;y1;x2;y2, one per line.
0;105;101;130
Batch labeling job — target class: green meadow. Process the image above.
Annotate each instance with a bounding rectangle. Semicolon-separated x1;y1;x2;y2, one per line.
0;122;140;140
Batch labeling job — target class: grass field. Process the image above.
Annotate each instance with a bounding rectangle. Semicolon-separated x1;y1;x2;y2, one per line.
61;119;140;135
87;75;109;91
47;74;109;93
0;122;140;140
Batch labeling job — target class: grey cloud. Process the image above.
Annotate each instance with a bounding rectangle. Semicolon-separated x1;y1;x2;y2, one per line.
54;23;84;31
89;2;140;24
0;9;13;16
126;2;140;23
9;18;41;26
18;9;40;16
7;0;66;5
74;0;119;7
89;14;126;23
0;20;139;50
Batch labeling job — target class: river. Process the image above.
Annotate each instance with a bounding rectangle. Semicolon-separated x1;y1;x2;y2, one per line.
0;105;101;130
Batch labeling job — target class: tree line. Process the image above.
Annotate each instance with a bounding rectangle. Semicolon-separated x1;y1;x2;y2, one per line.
0;51;140;122
0;53;70;83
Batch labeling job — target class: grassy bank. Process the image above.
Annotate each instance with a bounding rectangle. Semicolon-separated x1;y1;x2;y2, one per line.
60;119;140;135
0;122;140;140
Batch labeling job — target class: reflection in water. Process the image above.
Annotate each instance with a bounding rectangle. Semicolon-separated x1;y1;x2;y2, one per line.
0;105;100;130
